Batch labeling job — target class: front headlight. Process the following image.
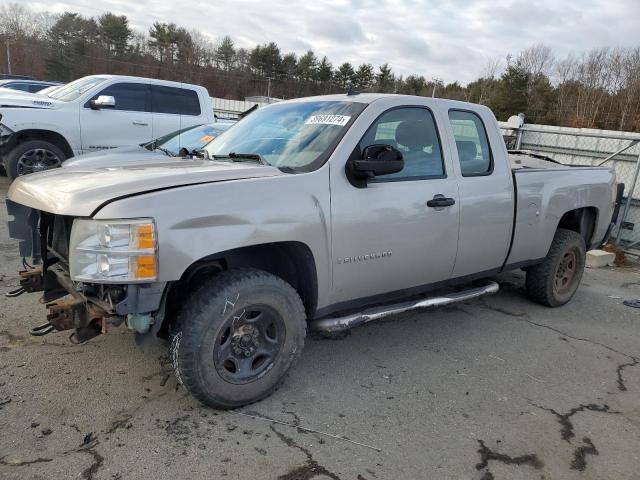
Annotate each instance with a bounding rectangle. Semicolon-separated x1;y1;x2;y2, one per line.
69;219;158;283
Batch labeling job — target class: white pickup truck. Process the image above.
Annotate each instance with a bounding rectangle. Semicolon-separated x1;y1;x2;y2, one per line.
0;75;215;178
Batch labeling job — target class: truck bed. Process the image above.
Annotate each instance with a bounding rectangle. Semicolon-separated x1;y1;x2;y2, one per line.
509;151;571;170
507;153;615;266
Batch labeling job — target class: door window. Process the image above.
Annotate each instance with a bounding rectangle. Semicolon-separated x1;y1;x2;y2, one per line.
9;83;30;91
358;107;444;180
151;85;201;116
85;82;149;112
448;110;492;176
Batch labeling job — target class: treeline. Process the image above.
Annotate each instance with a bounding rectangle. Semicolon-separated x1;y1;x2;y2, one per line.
1;3;639;131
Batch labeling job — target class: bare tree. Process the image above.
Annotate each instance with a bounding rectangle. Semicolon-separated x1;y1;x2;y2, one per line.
618;47;640;130
517;44;555;77
553;54;577;123
573;48;612;126
478;56;501;104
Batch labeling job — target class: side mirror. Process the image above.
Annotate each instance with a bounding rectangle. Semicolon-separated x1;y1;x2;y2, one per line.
346;144;404;187
90;95;116;109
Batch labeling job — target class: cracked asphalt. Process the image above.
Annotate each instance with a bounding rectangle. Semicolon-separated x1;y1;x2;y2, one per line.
1;175;640;479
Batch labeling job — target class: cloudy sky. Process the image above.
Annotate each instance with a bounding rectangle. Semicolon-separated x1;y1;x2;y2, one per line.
24;0;640;84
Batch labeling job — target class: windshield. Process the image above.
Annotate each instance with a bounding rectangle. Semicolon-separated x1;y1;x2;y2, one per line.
150;123;234;156
48;76;108;102
38;85;61;96
204;101;365;171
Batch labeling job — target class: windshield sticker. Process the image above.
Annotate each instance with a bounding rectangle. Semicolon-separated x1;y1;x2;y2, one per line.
199;135;215;143
305;115;351;126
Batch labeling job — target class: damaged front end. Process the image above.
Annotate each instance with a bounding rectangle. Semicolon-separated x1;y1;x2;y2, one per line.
5;199;166;343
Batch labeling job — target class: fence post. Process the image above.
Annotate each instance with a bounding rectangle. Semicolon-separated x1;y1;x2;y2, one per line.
616;151;640;245
515;127;523;149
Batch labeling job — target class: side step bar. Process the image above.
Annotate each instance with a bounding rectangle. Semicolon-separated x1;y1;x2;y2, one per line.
311;280;499;333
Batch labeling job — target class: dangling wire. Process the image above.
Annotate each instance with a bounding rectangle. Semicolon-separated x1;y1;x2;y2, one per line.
22;256;33;270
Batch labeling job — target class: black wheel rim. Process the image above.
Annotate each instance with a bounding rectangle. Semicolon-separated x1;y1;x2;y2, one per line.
213;305;285;384
17;148;62;175
554;249;578;295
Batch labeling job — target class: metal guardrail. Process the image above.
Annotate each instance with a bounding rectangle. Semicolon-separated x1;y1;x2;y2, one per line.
500;123;640;248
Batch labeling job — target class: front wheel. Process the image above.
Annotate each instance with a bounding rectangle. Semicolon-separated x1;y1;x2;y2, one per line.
6;140;66;179
526;229;586;307
171;268;306;409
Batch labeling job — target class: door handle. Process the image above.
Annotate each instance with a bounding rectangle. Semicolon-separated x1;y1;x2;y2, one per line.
426;194;455;208
132;120;149;126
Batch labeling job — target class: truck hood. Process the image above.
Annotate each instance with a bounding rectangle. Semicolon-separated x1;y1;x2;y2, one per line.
8;160;283;216
0;92;62;109
62;146;162;168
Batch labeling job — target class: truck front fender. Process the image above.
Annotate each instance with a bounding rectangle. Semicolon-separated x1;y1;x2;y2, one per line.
93;170;333;312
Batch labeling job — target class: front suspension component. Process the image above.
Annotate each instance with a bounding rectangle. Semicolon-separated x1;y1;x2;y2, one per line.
45;297;89;332
30;322;55;336
18;266;45;293
5;267;44;298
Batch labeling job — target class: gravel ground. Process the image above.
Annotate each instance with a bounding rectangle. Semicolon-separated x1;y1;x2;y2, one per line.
1;175;639;480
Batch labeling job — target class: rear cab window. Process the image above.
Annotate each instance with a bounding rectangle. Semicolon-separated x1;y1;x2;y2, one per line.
151;85;201;116
448;110;492;176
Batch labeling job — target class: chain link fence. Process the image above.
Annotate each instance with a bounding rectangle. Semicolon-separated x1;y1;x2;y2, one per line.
499;122;640;250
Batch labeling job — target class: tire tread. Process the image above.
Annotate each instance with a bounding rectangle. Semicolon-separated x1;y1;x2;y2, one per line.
172;268;306;409
526;228;585;307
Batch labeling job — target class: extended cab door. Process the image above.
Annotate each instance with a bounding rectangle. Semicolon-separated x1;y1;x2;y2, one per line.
150;84;205;145
446;108;514;277
80;81;152;153
329;103;460;306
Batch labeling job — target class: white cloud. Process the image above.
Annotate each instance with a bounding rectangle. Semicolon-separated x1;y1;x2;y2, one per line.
22;0;640;83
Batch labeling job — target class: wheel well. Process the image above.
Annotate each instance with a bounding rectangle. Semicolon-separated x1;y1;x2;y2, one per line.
557;207;597;247
14;129;73;158
159;242;318;336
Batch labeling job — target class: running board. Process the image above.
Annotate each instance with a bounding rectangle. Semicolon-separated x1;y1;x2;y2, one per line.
311;280;500;333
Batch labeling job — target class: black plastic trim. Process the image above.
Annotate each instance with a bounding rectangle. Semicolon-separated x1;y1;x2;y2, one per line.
115;283;167;315
500;170;519;271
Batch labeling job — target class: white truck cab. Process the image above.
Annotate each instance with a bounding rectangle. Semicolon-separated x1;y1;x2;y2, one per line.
0;75;214;178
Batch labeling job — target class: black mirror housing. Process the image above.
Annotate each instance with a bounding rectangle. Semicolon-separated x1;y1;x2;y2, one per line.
346;144;404;187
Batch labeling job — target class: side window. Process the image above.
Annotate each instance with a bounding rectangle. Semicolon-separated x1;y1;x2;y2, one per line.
151;85;201;116
11;83;30;92
448;110;492;176
358;107;444;180
86;82;149;112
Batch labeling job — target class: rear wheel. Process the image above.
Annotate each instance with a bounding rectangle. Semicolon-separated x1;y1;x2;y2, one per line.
6;140;66;179
526;229;586;307
171;268;306;409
